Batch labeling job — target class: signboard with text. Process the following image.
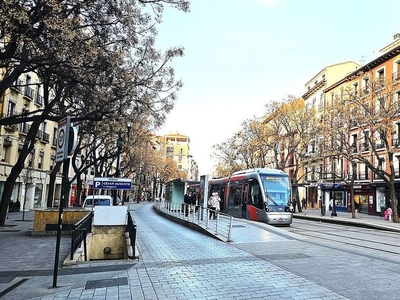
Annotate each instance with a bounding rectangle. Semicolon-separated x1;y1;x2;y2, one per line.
56;117;70;162
93;177;132;190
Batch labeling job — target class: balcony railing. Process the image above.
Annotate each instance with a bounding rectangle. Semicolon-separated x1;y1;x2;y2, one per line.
19;123;30;134
10;79;23;93
361;142;370;152
23;86;34;100
35;93;43;105
392;71;400;83
42;132;50;142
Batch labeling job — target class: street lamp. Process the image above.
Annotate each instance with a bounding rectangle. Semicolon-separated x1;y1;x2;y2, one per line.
114;121;132;205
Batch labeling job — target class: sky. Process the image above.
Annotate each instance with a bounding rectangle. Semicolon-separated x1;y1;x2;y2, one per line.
155;0;400;176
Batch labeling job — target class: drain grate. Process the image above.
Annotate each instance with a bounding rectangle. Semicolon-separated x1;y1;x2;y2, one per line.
0;230;21;233
85;277;128;289
232;225;245;228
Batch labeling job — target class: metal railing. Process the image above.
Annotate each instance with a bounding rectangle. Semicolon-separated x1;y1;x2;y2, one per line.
154;200;233;242
126;212;137;259
70;212;93;260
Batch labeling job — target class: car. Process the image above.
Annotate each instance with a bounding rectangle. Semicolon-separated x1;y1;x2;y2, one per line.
82;195;113;208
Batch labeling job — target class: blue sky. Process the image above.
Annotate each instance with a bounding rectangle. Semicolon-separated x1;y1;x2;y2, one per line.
155;0;400;175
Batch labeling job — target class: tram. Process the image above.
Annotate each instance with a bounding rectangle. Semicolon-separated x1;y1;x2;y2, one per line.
208;168;292;226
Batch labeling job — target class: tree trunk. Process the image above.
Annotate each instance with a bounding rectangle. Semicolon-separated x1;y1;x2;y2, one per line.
389;185;398;223
47;162;62;207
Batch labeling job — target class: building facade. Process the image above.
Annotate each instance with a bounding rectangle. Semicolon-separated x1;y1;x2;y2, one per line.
0;71;63;210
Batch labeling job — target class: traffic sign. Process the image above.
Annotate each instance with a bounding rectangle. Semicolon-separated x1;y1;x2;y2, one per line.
93;177;132;190
56;117;70;162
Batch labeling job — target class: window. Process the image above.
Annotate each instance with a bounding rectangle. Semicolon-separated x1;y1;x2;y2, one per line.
353;82;358;97
319;93;324;110
50;154;55;171
38;151;44;169
376;97;386;113
166;147;174;154
394;61;400;81
7;101;16;117
362;77;370;95
351;134;358;153
377;69;385;89
52;127;57;147
1;144;11;163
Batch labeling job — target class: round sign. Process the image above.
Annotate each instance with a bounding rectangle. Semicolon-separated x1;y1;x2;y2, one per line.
58;128;65;148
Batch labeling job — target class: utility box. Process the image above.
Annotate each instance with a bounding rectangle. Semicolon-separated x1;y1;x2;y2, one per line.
89;206;128;260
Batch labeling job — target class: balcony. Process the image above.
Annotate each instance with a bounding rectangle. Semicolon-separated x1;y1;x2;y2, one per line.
35;93;43;106
374;142;386;150
392;71;400;83
19;123;30;135
10;79;23;93
361;142;370;152
42;132;50;143
361;88;370;97
23;86;34;101
31;130;50;143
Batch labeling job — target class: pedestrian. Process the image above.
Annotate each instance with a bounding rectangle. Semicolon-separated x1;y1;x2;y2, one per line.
301;197;306;209
208;191;221;219
184;191;192;216
329;199;333;211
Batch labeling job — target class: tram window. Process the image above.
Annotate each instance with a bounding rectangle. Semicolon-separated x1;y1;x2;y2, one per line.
228;186;242;208
250;184;263;209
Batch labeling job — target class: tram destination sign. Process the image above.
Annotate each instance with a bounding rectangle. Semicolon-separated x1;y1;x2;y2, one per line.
93;177;132;190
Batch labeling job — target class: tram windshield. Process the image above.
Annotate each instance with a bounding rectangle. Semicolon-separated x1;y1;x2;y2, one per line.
261;175;290;206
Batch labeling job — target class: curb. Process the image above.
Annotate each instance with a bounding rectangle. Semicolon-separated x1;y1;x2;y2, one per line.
293;213;400;232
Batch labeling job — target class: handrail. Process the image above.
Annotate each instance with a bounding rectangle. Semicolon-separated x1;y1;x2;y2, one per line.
70;212;93;260
126;212;137;258
154;200;233;242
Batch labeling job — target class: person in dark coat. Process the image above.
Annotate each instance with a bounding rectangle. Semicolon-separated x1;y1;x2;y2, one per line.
184;191;192;216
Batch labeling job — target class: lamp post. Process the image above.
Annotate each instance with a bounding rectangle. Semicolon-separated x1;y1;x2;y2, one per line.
114;121;132;205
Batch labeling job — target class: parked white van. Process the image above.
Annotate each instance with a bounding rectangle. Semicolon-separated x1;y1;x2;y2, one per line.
83;195;113;208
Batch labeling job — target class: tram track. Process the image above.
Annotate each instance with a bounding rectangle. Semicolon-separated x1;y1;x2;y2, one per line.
286;218;400;260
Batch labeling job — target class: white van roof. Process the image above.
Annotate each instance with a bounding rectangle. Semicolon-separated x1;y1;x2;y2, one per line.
83;195;113;207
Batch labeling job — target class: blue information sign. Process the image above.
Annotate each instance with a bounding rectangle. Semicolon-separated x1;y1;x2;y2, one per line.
93;177;132;190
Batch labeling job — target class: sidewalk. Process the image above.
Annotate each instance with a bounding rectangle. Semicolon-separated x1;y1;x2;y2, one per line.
2;204;400;299
292;207;400;232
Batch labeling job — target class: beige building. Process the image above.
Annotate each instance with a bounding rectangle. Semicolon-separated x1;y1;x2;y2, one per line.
301;61;361;207
159;132;199;180
0;71;62;210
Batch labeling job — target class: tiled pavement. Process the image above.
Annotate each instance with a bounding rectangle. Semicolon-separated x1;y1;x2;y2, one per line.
1;203;400;299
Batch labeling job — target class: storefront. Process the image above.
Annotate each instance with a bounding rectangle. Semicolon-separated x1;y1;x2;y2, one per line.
346;184;375;215
319;183;347;212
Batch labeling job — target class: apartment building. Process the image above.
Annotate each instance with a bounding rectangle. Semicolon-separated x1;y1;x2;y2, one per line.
312;34;400;215
0;72;62;210
301;61;360;208
159;132;199;181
